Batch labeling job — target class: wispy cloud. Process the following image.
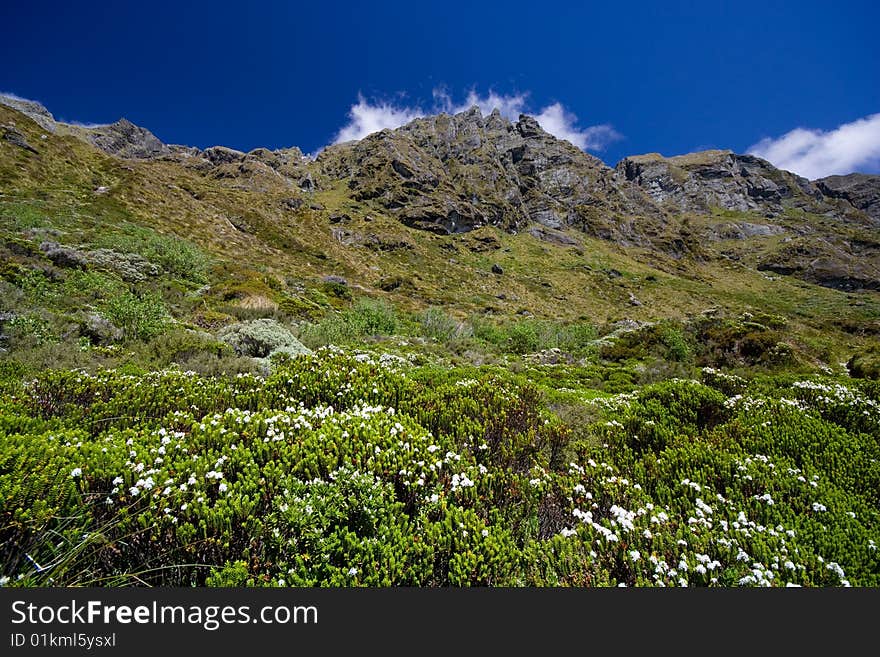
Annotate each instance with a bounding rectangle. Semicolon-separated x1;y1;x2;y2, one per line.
329;89;622;152
433;88;528;121
533;103;620;151
332;94;423;144
748;113;880;179
63;119;108;128
1;91;106;128
0;91;38;103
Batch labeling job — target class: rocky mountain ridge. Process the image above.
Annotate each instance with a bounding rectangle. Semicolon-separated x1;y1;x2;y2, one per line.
2;93;879;292
4;93;877;223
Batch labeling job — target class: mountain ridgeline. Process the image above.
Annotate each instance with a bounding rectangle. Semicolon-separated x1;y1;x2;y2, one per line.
4;94;878;292
2;92;880;375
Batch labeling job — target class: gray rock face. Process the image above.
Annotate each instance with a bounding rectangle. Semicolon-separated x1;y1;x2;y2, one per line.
81;312;124;344
0;94;57;132
1;124;38;153
204;146;246;165
527;225;580;246
86;118;170;159
614;150;822;215
758;243;880;291
39;241;161;282
814;174;880;222
706;221;787;241
318;107;663;244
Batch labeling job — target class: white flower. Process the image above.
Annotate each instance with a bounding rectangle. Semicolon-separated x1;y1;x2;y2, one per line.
71;468;82;478
481;529;489;538
348;567;358;576
112;476;123;486
629;550;641;562
218;482;228;493
129;486;140;496
812;502;827;512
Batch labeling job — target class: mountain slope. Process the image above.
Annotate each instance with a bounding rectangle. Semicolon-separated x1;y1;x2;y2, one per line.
1;94;878;377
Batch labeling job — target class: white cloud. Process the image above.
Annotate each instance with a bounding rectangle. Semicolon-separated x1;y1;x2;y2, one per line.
1;91;104;128
0;91;36;103
329;89;621;152
748;113;880;179
534;103;621;151
434;88;528;121
332;94;424;144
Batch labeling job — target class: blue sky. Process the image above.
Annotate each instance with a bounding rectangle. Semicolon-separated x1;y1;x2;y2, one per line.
2;1;878;177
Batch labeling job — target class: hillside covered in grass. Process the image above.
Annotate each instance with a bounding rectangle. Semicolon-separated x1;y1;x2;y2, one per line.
1;95;878;587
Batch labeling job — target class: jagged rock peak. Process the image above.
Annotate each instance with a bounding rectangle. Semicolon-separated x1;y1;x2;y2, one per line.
317;105;661;240
85;118;170;159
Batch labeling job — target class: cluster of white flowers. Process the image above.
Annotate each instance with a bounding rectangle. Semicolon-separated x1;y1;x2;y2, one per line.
450;473;474;491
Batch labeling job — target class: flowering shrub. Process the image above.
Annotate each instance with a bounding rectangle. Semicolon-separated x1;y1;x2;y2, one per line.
1;354;877;587
218;319;310;359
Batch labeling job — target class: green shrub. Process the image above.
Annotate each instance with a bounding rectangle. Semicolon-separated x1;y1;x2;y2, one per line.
298;298;398;347
95;228;209;283
659;322;691;362
417;307;470;342
348;298;397;336
3;353;879;587
101;291;168;341
320;280;352;301
505;321;541;354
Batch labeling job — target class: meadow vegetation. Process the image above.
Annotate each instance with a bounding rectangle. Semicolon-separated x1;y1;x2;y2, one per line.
1;101;878;587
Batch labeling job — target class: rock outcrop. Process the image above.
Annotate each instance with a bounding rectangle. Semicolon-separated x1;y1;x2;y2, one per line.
1;123;38;153
814;173;880;222
758;240;880;291
85;118;170;159
0;94;57;132
614;150;823;216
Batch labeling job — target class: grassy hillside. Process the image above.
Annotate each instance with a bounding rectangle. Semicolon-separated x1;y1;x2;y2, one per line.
1;101;878;587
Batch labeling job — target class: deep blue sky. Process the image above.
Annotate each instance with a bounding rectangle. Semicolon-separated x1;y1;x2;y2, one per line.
2;1;878;169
